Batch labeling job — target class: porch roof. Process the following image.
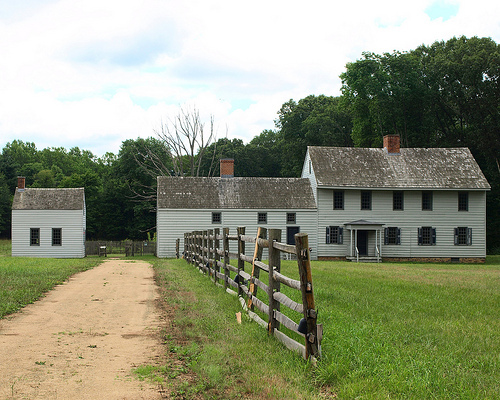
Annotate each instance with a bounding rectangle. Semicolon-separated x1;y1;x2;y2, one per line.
344;219;385;229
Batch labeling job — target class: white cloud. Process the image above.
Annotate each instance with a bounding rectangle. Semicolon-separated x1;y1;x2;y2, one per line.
0;0;499;156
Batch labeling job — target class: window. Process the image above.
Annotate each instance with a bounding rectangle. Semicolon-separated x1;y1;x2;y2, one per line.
52;228;62;246
384;227;401;245
393;191;404;210
258;212;267;224
326;226;343;244
212;212;221;224
458;192;469;211
361;191;372;210
286;213;296;224
454;227;472;246
422;191;433;211
30;228;40;246
418;227;436;245
308;160;312;174
334;191;344;210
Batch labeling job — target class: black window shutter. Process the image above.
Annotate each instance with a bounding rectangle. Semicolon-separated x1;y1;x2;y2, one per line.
384;228;388;245
396;228;401;245
418;228;422;245
326;227;330;244
454;228;459;245
338;227;343;244
432;228;437;245
467;228;472;246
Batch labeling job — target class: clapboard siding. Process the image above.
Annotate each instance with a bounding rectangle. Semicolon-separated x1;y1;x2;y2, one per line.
157;209;317;259
316;188;487;258
12;210;86;258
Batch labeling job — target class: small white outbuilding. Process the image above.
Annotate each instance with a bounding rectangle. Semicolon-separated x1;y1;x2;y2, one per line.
11;177;86;258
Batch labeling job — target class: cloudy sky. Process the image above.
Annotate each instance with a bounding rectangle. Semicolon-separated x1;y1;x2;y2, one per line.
1;0;499;157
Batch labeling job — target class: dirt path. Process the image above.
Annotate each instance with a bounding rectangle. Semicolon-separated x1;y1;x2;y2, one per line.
0;259;164;399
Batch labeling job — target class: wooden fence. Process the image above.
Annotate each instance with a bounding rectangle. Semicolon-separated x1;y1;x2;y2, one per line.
85;240;156;257
183;227;322;361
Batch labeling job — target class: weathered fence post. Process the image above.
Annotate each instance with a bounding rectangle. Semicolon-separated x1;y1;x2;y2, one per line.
176;239;180;259
208;229;214;279
223;227;230;289
268;229;281;334
248;227;266;310
214;228;220;285
237;226;245;297
295;233;319;360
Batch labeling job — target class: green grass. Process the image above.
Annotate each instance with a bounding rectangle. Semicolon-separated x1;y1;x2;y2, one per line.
0;240;101;318
160;256;500;399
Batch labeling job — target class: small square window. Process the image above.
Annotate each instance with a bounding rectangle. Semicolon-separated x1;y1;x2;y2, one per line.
212;212;221;224
286;213;296;224
30;228;40;246
334;191;344;210
326;226;343;244
258;212;267;224
455;227;472;245
52;228;62;246
422;191;433;211
458;192;469;211
393;191;404;210
385;227;401;245
361;191;372;210
418;226;436;245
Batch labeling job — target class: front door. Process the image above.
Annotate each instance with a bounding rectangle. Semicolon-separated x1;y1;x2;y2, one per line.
287;226;300;245
357;230;368;256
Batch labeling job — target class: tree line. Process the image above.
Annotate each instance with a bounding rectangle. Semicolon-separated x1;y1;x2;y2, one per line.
0;36;498;251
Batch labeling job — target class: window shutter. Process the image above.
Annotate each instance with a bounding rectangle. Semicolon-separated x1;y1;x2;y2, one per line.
396;228;401;245
326;227;330;244
384;228;388;245
338;227;343;244
432;228;437;245
467;228;472;246
418;228;422;245
454;228;459;245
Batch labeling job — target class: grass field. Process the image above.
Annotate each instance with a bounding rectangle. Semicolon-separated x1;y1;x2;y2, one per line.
1;238;498;399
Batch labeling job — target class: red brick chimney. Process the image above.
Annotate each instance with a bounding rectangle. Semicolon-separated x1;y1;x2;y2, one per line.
17;176;26;191
220;159;234;178
383;135;400;154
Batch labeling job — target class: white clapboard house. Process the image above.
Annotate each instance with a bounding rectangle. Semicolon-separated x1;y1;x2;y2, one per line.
158;136;490;262
156;159;318;259
301;135;491;262
12;177;86;258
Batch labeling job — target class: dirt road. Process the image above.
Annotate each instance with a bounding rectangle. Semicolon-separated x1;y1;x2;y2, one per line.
0;259;163;399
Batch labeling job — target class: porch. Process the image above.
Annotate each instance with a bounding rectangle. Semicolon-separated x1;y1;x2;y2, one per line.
344;220;385;262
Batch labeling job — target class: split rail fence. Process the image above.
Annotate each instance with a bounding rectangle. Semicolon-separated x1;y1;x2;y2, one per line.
183;227;322;361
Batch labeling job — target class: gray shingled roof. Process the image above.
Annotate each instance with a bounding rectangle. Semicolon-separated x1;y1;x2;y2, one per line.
12;188;85;210
308;146;491;190
157;177;317;209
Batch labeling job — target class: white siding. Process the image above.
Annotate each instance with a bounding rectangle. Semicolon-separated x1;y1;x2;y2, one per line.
316;189;487;259
157;208;318;259
12;210;86;258
301;149;318;204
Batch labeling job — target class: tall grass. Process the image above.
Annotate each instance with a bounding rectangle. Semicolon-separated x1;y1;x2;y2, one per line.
0;240;100;318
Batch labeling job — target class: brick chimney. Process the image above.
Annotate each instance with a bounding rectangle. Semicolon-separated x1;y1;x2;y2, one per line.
220;159;234;178
383;135;400;154
17;176;26;191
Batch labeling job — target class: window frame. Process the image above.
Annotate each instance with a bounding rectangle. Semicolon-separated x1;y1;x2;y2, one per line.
361;191;372;210
458;192;469;211
333;191;344;210
384;227;401;245
211;212;221;224
393;191;404;211
422;191;433;211
52;228;62;246
418;226;436;246
286;212;296;224
454;227;472;246
326;226;343;244
30;228;40;246
258;212;267;224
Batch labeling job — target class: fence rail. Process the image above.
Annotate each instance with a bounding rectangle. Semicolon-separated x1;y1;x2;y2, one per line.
85;241;156;257
183;227;321;361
